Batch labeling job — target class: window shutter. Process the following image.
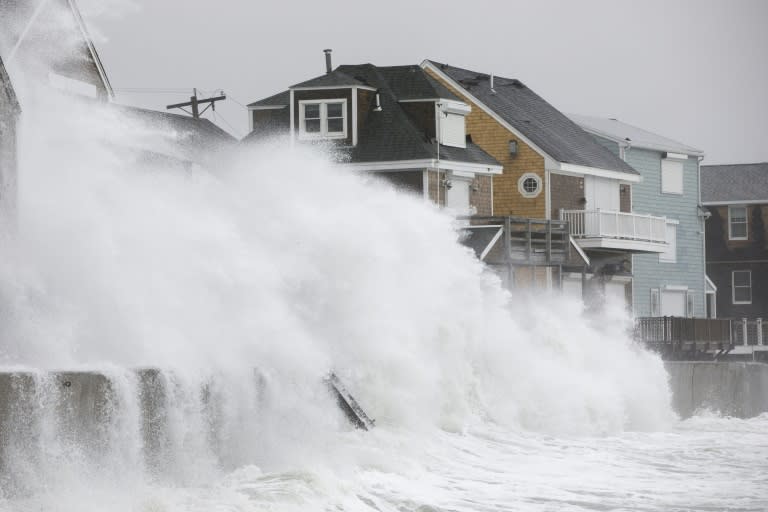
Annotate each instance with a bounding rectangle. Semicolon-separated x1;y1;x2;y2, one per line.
650;289;660;317
440;112;466;148
661;159;683;194
686;291;695;318
659;223;677;263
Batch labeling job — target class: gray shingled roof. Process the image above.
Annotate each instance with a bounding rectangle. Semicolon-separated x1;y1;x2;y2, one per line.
426;61;638;176
0;57;20;113
290;70;366;89
336;63;499;167
569;114;704;156
373;65;460;101
247;90;289;108
112;104;236;165
701;163;768;203
246;63;500;169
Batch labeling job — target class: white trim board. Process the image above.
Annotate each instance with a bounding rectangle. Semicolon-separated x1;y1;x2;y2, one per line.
554;163;642;183
248;105;287;111
702;200;768;206
290;85;377;92
343;159;503;174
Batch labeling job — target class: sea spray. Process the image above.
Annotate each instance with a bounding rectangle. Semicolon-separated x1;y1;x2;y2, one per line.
0;31;681;509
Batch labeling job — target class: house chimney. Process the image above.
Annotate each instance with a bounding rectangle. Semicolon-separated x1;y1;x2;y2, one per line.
324;49;332;74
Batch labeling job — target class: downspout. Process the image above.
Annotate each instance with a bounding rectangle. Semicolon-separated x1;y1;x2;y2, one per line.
436;101;441;208
698;154;707;317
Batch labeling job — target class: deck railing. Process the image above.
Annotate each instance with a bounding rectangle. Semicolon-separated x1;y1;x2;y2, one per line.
731;318;766;347
635;317;732;352
560;209;667;243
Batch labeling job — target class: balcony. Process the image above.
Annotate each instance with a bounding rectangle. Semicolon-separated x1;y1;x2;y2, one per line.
559;209;668;253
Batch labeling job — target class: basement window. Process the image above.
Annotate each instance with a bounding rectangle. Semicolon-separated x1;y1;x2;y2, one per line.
299;99;347;140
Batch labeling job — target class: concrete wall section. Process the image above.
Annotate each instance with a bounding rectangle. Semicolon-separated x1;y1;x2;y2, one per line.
665;361;768;418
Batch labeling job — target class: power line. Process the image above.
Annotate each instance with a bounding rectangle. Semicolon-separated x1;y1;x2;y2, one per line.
114;87;193;94
212;110;245;139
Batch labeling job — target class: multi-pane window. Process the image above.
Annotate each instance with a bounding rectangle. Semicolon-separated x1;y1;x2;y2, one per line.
732;270;752;304
728;206;748;240
299;100;347;139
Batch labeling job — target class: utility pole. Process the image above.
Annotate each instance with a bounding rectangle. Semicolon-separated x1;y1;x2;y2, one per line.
166;88;226;119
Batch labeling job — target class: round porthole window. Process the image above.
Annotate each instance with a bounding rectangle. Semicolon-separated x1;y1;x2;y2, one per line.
518;173;542;198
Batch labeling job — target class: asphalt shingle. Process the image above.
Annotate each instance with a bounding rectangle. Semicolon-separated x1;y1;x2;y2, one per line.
427;61;638;176
290;70;367;89
701;163;768;203
247;90;289;108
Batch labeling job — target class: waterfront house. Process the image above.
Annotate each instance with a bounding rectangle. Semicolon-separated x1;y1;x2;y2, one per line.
0;57;20;215
701;163;768;319
421;61;669;308
0;0;113;100
570;115;708;318
244;54;503;216
0;0;234;170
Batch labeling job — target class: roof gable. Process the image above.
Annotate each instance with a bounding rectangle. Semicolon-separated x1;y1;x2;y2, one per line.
0;0;113;99
0;57;20;113
424;60;638;177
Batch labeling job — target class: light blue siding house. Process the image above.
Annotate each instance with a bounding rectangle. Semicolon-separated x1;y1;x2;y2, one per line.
569;115;709;317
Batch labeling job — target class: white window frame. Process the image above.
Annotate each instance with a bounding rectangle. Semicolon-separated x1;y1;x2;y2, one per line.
732;270;752;305
659;222;677;263
661;158;684;195
518;173;542;199
728;205;748;240
298;99;347;140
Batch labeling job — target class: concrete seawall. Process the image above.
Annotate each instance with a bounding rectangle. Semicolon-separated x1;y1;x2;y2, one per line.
665;361;768;418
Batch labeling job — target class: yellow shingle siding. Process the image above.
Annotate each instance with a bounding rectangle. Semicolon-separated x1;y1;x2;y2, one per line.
426;68;547;219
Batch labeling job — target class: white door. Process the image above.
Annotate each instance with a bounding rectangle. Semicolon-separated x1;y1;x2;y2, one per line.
445;177;471;214
584;176;620;211
661;290;685;316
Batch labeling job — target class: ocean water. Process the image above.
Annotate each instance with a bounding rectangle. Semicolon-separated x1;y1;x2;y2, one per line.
1;39;767;511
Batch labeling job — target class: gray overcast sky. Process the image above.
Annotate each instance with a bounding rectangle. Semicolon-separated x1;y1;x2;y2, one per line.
80;0;767;165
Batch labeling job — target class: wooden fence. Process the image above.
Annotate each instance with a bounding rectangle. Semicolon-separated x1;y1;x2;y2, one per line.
635;317;733;357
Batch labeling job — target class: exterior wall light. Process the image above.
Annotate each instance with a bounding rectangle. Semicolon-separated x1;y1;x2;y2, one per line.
509;140;518;155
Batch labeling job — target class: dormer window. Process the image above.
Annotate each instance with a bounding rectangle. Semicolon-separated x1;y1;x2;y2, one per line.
437;100;471;148
299;99;347;140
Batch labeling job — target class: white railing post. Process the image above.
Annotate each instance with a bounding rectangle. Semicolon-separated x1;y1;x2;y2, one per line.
597;209;602;237
743;317;749;346
758;318;763;346
632;214;637;240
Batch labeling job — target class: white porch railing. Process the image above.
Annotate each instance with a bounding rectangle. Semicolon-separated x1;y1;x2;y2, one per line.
559;209;667;243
